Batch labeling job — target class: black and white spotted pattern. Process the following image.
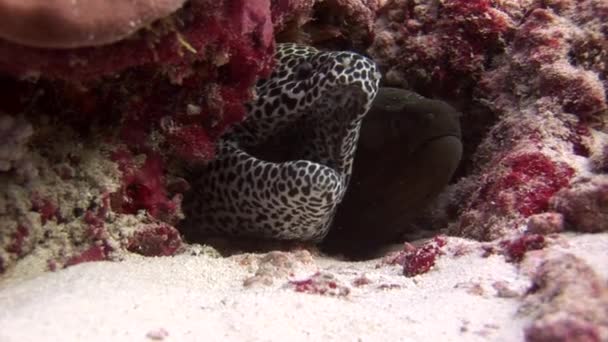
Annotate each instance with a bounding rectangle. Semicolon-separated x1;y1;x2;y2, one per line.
182;43;380;241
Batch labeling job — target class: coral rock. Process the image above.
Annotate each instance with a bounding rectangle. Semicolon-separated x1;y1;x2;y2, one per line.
432;0;608;240
126;223;183;257
521;253;608;341
402;236;447;277
526;212;565;235
550;175;608;233
499;234;546;262
369;0;522;97
0;0;280;275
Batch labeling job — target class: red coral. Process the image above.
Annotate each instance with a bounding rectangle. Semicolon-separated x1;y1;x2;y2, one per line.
369;0;518;97
167;124;216;161
493;153;575;217
30;195;58;225
462;151;576;237
1;0;276;166
0;1;274;82
64;243;112;267
499;234;545;262
126;223;183;257
111;150;177;220
398;236;447;277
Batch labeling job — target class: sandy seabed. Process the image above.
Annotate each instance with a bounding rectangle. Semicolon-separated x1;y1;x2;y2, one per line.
0;233;606;342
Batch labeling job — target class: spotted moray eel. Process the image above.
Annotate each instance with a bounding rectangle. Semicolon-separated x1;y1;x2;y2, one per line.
182;43;381;241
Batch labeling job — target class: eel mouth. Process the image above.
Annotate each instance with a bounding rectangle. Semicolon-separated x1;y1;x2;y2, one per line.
409;132;462;154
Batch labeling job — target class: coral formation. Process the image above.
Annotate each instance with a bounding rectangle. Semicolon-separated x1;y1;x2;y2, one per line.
0;0;276;274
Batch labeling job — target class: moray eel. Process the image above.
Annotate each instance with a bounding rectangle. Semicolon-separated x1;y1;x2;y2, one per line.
322;87;462;256
182;43;381;242
182;44;462;250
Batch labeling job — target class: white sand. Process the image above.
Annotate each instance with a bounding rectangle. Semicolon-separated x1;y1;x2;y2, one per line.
1;234;606;342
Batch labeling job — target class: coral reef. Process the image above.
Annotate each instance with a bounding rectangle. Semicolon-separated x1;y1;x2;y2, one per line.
0;0;276;274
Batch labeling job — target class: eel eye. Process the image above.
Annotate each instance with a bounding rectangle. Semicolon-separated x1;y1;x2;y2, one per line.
295;62;313;80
